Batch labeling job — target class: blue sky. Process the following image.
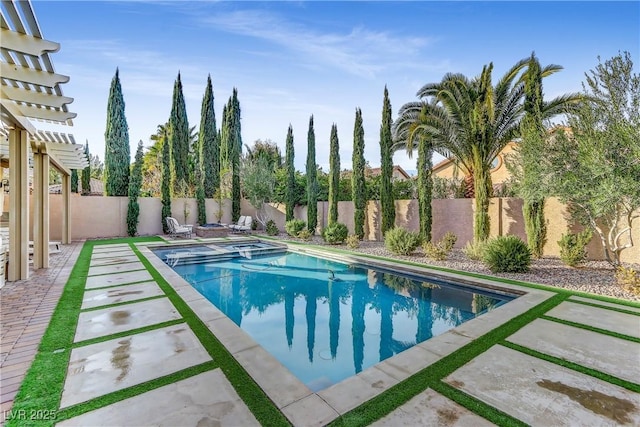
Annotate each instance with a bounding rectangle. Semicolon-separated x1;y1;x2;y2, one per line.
35;1;639;172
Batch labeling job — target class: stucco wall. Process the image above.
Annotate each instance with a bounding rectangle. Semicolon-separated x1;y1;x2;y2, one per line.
3;194;638;263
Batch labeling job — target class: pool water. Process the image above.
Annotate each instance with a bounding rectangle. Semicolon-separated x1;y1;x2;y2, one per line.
163;250;514;392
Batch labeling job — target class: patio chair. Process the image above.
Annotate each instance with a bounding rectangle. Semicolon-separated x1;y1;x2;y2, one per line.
228;216;247;231
233;216;253;233
165;217;193;238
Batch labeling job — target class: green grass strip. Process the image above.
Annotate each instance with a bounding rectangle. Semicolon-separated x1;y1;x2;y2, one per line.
501;341;640;393
566;298;640;316
129;243;291;427
90;236;163;246
72;319;185;348
541;315;640;343
80;295;166;312
328;293;569;427
54;361;217;422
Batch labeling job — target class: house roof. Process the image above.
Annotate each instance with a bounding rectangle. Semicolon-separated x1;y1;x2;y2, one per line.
367;165;411;180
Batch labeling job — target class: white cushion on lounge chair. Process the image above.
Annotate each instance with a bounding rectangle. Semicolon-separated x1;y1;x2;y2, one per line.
235;216;253;232
229;216;247;230
166;217;192;238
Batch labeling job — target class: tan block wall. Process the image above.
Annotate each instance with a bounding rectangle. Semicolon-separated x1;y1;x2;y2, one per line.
4;194;638;263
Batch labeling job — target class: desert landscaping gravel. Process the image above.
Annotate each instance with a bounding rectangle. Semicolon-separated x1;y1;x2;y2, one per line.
274;234;640;303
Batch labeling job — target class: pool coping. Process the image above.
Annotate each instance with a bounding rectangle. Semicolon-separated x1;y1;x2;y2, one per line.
136;239;556;426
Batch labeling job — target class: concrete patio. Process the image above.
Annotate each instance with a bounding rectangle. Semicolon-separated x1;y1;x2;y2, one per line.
1;238;639;426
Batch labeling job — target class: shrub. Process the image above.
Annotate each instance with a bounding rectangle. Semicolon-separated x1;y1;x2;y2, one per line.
463;240;487;261
558;229;592;267
423;232;457;261
323;222;348;244
346;234;360;249
265;219;279;236
251;219;258;231
285;219;306;237
616;266;640;296
384;227;422;256
482;235;531;273
297;228;312;241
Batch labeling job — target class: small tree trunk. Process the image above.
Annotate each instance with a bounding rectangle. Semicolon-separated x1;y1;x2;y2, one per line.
473;164;491;243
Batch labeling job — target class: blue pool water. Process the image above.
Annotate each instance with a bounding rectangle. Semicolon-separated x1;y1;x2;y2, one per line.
157;247;514;391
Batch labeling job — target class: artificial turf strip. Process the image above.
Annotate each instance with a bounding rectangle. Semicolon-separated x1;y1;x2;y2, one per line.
53;360;218;423
129;243;291;427
272;238;640;309
328;293;569;427
501;341;640;393
540;315;640;343
71;319;186;348
565;298;640;316
80;294;167;312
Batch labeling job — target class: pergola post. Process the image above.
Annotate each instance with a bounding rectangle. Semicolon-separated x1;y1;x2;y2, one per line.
33;149;50;269
8;128;29;280
62;173;71;244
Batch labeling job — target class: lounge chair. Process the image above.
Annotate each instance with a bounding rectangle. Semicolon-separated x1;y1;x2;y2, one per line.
230;216;253;233
228;216;247;231
165;217;193;238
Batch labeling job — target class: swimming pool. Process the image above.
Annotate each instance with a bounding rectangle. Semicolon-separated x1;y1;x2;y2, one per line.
155;245;515;392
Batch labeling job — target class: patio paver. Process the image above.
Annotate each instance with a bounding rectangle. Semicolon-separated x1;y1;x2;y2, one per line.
546;301;640;338
85;269;153;289
57;368;259;427
60;323;211;408
81;281;165;310
568;296;640;314
89;254;140;267
88;261;145;277
444;344;640;426
92;244;132;253
507;318;640;384
74;297;181;342
90;249;135;260
371;388;495;426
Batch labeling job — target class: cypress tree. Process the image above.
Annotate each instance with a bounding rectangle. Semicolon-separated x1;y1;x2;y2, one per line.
285;124;295;221
161;128;172;233
71;170;78;193
521;53;547;258
352;108;366;239
104;68;130;196
127;140;144;236
230;89;242;222
220;103;230;171
328;124;340;225
199;75;219;197
196;169;206;225
81;141;91;196
417;134;433;241
379;86;395;234
169;72;190;195
306;115;318;233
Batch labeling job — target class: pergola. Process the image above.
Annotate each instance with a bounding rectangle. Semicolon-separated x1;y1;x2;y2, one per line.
1;0;88;281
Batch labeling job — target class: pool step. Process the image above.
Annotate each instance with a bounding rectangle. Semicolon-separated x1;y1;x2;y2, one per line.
164;246;286;266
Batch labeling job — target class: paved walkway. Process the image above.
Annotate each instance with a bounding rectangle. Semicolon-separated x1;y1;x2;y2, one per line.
0;242;83;416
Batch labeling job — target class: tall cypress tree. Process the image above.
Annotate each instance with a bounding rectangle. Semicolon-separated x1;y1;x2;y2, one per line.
104;68;130;196
161;128;172;233
417;133;433;241
328;124;340;225
285;124;295;221
521;53;547;258
169;72;190;195
127;140;144;236
352;108;366;239
380;85;395;235
219;103;230;171
230;88;242;222
199;75;219;197
81;141;91;196
306;115;318;233
71;170;78;193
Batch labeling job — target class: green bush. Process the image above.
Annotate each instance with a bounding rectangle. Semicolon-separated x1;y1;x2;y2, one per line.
616;266;640;296
558;229;592;267
423;232;457;261
346;234;360;249
265;219;279;236
297;228;312;241
323;222;348;244
384;227;422;256
285;219;306;237
482;235;531;273
251;219;258;231
463;240;488;260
